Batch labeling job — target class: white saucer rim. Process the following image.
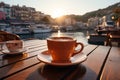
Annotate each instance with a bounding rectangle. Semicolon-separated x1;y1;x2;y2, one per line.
37;50;87;66
2;48;27;54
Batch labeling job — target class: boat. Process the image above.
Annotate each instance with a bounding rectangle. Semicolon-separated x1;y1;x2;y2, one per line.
88;34;107;45
12;24;31;34
31;24;52;33
0;24;13;33
0;21;13;33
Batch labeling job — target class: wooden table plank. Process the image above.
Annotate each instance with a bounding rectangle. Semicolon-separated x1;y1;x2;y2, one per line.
0;56;41;79
24;40;47;48
81;46;111;80
0;40;116;80
5;63;86;80
82;45;98;56
0;43;47;68
5;63;45;80
0;56;44;79
2;45;99;80
0;40;47;79
100;47;120;80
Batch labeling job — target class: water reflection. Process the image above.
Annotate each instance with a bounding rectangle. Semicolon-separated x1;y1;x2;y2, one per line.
18;30;94;45
19;33;52;40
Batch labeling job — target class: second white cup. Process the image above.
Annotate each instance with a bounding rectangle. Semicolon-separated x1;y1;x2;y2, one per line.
5;40;24;52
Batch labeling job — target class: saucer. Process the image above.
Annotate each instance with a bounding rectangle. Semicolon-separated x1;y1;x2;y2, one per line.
2;48;27;54
37;50;87;66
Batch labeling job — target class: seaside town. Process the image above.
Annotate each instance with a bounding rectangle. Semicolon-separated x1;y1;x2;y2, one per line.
0;1;119;46
0;2;120;34
0;1;120;80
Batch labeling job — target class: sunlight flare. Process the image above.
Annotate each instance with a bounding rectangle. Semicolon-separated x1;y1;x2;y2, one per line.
51;9;65;18
57;29;61;37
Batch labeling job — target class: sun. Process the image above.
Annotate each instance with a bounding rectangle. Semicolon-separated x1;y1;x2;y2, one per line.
51;9;65;18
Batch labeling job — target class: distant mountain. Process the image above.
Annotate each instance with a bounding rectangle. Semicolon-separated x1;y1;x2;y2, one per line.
66;2;120;22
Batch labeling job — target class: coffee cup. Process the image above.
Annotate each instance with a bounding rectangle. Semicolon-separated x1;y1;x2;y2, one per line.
47;37;84;63
5;40;24;52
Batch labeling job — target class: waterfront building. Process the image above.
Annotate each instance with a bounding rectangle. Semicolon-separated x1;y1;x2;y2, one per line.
75;21;88;29
0;2;11;19
0;11;5;20
87;17;100;29
11;5;36;21
32;11;45;23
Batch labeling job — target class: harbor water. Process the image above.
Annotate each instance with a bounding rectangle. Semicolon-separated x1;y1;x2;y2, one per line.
18;30;94;45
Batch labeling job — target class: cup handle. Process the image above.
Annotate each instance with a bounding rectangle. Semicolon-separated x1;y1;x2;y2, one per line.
72;42;84;56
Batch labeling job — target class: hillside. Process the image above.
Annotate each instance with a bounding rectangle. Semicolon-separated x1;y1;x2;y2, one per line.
67;2;120;22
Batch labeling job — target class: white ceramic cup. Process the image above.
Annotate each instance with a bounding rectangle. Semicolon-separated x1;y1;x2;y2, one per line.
5;40;24;52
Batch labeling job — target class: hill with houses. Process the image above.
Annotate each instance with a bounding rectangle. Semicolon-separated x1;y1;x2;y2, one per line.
66;2;120;22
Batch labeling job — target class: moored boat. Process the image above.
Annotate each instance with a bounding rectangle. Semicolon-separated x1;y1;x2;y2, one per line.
13;26;30;34
31;24;52;33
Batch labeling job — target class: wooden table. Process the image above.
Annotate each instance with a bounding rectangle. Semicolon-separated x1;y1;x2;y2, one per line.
0;39;120;80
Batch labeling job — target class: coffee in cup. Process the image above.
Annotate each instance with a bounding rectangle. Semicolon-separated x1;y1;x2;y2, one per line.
47;37;84;63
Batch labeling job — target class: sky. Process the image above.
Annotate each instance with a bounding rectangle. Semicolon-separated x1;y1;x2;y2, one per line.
0;0;120;18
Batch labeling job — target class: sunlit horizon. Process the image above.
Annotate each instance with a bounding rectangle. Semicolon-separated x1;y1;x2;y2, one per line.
51;8;66;18
0;0;120;18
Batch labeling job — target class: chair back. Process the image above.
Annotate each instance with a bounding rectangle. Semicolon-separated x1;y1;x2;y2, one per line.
0;31;21;42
